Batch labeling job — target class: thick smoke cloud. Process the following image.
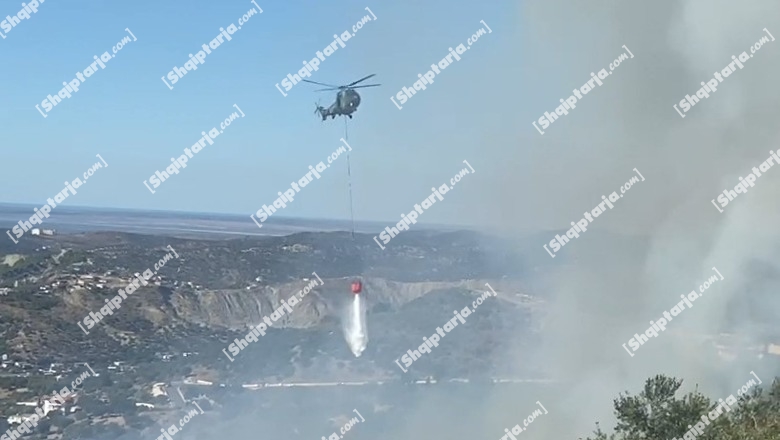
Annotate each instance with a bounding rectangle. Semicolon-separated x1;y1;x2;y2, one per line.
484;1;780;439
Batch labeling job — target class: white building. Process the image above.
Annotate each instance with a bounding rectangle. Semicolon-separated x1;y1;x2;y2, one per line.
7;415;26;425
151;383;168;397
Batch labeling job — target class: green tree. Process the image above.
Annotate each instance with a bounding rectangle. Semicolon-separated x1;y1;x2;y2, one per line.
581;375;780;440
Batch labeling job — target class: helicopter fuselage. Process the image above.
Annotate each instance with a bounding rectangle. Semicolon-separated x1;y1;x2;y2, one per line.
317;89;362;120
305;74;378;121
336;89;361;114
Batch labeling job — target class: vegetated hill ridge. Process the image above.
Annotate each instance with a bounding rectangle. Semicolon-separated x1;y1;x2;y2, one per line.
0;229;540;380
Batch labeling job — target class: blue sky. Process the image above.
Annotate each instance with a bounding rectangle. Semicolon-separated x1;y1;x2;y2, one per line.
0;0;522;228
6;1;774;238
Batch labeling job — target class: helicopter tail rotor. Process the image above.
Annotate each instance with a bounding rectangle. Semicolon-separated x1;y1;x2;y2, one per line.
314;101;327;121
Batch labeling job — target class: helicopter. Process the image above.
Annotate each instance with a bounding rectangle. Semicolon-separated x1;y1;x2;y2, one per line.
303;74;380;121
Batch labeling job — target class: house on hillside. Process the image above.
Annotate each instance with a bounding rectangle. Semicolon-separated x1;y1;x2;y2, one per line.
151;383;168;397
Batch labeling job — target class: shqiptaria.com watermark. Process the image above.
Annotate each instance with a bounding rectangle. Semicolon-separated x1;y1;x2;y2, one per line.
143;104;245;194
394;283;496;373
622;267;724;357
222;273;323;362
276;7;377;97
154;402;204;440
496;401;548;440
1;364;96;439
543;167;644;258
0;0;47;40
374;160;475;249
391;20;491;110
533;45;634;135
7;154;108;244
250;139;352;229
319;409;365;440
35;28;137;118
77;246;179;335
162;1;262;90
673;28;774;119
711;148;780;213
671;371;761;440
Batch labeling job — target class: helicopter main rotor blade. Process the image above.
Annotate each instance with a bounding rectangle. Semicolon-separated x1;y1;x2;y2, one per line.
350;84;381;89
313;87;341;92
302;79;341;88
348;74;376;87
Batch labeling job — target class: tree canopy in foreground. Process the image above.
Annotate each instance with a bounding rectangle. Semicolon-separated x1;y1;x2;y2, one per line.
582;374;780;440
